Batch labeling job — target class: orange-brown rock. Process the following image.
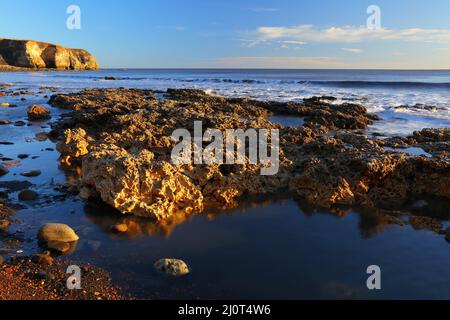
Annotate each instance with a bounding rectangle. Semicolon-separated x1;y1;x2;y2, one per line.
0;39;98;70
27;104;51;121
49;88;450;219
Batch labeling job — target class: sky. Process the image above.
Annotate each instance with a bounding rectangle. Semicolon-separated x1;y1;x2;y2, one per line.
1;0;450;69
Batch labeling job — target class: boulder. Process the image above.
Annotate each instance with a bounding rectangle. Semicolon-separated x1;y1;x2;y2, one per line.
0;39;98;70
27;105;51;121
37;223;79;243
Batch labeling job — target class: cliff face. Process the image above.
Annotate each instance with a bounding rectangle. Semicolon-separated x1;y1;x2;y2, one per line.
0;39;98;70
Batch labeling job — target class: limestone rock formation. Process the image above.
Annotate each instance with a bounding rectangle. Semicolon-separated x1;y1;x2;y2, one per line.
49;88;450;220
0;39;98;70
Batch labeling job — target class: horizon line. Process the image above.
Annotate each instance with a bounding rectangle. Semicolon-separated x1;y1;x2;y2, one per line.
99;67;450;71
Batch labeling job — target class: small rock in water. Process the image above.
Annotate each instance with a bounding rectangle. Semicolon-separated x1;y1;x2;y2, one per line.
0;102;10;107
18;190;38;201
38;223;80;243
17;154;29;159
0;120;10;125
154;258;190;277
111;223;128;233
14;121;26;127
35;132;48;141
27;105;51;121
0;165;9;176
20;170;42;178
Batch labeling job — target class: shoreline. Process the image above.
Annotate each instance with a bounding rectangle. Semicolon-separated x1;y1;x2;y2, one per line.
1;81;450;299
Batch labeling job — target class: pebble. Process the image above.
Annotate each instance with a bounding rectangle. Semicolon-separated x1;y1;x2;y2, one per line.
17;154;30;159
18;190;38;201
0;102;9;107
14;121;26;127
154;258;190;277
0;120;10;125
20;170;42;178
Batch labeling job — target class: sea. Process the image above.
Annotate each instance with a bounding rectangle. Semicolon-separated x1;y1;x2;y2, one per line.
0;69;450;299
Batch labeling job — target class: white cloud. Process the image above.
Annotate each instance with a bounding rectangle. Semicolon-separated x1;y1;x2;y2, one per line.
341;48;362;53
245;25;450;46
280;40;308;45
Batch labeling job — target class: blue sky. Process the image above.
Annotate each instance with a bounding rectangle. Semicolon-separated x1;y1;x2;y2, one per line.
1;0;450;69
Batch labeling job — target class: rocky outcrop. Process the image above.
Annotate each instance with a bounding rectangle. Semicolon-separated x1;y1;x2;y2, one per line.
49;88;450;220
0;39;98;70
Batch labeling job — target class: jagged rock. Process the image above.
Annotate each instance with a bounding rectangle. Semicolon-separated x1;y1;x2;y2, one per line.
81;147;204;220
27;105;51;121
412;128;450;143
49;88;450;218
56;128;90;165
0;39;98;70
